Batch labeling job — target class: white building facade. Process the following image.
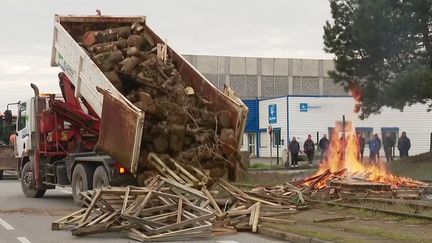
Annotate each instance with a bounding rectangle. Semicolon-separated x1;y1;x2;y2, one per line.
241;96;432;157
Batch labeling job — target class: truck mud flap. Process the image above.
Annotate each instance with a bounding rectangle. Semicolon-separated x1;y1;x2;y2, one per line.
97;90;144;174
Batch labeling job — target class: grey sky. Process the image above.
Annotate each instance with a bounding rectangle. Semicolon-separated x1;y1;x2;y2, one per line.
0;0;332;110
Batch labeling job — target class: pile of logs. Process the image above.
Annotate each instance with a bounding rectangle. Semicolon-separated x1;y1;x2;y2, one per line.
53;176;215;241
79;23;238;181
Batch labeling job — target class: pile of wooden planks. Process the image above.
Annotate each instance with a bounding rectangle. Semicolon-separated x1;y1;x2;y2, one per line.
290;168;427;200
53;174;305;241
53;176;215;241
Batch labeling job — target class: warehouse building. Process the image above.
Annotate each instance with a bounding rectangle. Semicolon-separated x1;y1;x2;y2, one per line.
183;54;431;158
182;54;346;98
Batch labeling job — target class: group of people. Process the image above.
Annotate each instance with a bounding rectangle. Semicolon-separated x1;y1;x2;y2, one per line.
286;131;411;168
287;134;323;168
359;132;411;163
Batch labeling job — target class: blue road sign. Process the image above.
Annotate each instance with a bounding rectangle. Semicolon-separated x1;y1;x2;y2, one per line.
268;104;277;123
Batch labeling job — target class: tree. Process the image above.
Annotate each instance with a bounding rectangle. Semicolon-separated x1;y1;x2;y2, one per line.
323;0;432;118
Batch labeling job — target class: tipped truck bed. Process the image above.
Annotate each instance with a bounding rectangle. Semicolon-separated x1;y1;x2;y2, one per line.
51;14;247;174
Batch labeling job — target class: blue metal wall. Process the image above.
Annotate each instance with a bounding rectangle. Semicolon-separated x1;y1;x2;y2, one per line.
243;99;259;132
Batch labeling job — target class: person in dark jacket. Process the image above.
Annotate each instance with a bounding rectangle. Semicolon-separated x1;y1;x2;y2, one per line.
398;131;411;158
383;133;395;162
288;137;300;168
318;134;330;163
304;134;315;167
369;134;381;163
357;133;365;162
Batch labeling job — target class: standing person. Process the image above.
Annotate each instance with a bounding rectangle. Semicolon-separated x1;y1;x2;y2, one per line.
369;134;381;163
398;131;411;158
318;134;330;163
357;133;365;162
383;133;395;162
303;135;315;167
288;137;300;168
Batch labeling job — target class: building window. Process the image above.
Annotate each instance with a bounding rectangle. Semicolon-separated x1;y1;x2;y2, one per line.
259;130;268;148
272;128;281;148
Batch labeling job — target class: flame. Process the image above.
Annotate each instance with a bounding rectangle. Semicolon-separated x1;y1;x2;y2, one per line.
311;129;424;189
349;82;362;113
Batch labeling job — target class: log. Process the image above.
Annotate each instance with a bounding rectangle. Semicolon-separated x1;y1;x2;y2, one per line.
82;26;132;46
89;39;127;54
93;50;124;72
120;56;140;73
104;71;123;93
168;125;185;153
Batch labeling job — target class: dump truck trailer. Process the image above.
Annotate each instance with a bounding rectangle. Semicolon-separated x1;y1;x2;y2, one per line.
16;14;247;203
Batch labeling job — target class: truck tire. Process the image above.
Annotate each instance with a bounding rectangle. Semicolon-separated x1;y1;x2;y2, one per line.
0;170;3;180
72;163;93;205
93;166;109;189
21;162;46;198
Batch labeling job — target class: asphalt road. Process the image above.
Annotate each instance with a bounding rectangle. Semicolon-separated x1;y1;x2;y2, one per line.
0;174;283;243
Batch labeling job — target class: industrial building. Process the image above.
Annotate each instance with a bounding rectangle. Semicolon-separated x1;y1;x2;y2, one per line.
184;54;431;158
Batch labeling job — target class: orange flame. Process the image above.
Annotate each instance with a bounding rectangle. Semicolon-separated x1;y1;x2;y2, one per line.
313;129;424;189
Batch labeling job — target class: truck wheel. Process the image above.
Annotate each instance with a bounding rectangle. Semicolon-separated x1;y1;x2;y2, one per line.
93;166;109;189
21;162;46;198
72;164;93;205
0;170;3;180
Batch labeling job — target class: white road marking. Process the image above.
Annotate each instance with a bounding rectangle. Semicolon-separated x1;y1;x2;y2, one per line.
0;218;14;230
216;241;240;243
17;237;31;243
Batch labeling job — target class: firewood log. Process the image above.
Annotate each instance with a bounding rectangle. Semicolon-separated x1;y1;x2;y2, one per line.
82;26;131;46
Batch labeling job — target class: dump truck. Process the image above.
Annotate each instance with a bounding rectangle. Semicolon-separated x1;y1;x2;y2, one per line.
0;105;18;179
16;14;247;203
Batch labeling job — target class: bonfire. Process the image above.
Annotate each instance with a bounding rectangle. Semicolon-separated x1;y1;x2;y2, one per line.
304;127;426;190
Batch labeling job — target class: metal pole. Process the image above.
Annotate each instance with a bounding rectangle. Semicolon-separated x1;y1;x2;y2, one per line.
342;115;346;162
430;133;432;152
270;134;273;167
276;132;279;165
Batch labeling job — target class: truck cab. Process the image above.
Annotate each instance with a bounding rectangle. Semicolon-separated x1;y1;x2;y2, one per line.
16;79;135;204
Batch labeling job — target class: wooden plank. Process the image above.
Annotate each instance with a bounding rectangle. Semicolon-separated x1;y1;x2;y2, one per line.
148;153;186;183
259;216;296;224
150;213;213;234
133;191;154;217
121;186;131;215
330;180;391;191
163;179;207;200
51;208;86;230
252;202;261;232
248;204;256;226
177;198;183;223
169;158;200;183
139;204;177;215
80;189;102;224
202;188;223;215
313;216;355;223
227;208;252;217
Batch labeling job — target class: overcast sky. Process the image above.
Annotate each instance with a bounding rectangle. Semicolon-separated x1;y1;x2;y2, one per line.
0;0;332;110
